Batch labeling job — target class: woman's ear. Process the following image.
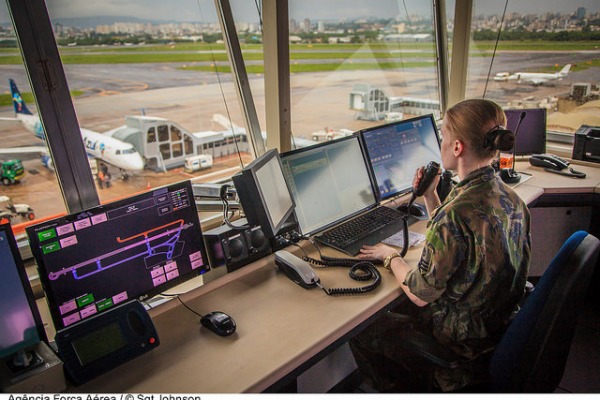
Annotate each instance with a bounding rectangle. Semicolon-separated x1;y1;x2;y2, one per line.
453;139;465;157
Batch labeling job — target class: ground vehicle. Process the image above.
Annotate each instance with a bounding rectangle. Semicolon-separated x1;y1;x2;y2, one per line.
184;154;213;172
0;195;35;222
0;160;25;185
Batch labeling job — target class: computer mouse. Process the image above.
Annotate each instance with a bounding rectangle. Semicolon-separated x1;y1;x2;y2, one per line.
200;311;236;337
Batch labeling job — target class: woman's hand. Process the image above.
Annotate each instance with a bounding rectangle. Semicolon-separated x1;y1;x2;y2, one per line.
358;244;398;261
413;166;441;199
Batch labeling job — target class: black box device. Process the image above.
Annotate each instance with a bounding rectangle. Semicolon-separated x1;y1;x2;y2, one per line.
572;125;600;163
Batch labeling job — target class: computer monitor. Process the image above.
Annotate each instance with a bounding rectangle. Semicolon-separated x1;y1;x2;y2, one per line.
0;223;46;361
26;180;210;330
280;135;376;236
360;114;442;201
505;108;547;155
232;149;295;239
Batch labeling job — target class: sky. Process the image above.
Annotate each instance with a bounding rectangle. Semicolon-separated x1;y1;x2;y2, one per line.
1;0;600;24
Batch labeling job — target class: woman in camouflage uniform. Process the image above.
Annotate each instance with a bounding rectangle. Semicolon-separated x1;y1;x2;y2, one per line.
351;99;531;392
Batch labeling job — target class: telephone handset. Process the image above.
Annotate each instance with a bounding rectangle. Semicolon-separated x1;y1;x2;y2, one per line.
529;154;569;171
274;250;382;295
275;250;320;288
529;154;586;178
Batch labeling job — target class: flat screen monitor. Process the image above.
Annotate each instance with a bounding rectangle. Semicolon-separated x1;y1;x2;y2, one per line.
0;223;46;360
232;149;295;238
360;114;442;201
280;135;376;236
26;180;210;330
505;108;547;155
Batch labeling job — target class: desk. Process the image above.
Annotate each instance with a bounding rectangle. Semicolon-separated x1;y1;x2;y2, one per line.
69;160;600;393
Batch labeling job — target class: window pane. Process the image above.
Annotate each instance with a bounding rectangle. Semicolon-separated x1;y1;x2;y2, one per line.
289;1;439;145
464;1;600;136
40;0;252;218
0;3;67;233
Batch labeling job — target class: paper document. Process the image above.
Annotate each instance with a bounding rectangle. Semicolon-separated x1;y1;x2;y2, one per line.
382;230;426;250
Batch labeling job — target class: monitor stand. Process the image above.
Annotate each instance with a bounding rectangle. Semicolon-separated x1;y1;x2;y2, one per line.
0;342;66;393
5;349;44;375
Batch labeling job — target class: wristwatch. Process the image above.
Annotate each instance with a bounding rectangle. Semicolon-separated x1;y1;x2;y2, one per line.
383;252;402;270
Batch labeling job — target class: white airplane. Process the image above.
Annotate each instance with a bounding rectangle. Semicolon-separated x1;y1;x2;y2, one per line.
0;79;145;175
211;113;318;149
499;64;572;86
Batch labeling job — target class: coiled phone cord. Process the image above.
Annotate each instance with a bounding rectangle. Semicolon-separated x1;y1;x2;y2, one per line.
301;254;382;296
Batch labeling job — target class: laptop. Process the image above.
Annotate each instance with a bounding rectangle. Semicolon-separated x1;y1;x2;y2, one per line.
280;135;414;256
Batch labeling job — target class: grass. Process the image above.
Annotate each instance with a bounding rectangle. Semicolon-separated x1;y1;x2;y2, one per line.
0;41;597;74
0;90;85;107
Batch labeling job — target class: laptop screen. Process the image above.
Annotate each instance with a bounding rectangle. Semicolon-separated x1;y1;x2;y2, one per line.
280;135;376;236
360;114;442;201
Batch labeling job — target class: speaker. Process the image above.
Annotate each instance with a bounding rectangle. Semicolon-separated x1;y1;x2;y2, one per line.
204;219;272;272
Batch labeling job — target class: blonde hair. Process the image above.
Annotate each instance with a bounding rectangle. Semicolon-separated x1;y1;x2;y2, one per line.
444;99;513;159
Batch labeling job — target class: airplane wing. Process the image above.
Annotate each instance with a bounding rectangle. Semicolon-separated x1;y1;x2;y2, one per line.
0;146;48;156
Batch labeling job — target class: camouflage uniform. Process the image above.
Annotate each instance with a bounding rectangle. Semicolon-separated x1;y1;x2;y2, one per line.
405;166;531;390
350;166;530;392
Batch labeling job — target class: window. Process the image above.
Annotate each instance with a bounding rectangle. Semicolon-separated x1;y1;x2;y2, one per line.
459;1;600;135
147;127;156;143
158;125;169;142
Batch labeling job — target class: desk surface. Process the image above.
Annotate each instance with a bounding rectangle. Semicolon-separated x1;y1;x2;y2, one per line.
69;159;600;393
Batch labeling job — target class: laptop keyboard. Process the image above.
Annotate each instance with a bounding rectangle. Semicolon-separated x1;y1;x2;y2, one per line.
315;206;417;255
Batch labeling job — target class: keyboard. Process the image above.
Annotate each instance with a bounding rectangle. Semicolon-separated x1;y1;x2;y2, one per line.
315;206;418;256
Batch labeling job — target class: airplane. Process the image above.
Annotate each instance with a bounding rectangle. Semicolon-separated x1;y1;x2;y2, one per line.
495;64;572;86
0;79;145;176
211;113;318;149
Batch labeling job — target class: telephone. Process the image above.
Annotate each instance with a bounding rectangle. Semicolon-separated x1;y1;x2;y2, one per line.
275;250;320;288
529;153;570;171
529;154;586;179
274;250;382;295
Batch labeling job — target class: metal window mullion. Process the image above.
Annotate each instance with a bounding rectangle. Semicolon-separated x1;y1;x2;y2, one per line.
433;0;450;116
214;0;266;157
448;0;473;107
263;0;292;153
7;0;99;213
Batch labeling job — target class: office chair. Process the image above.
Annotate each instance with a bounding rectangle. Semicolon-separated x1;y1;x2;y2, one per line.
395;230;600;392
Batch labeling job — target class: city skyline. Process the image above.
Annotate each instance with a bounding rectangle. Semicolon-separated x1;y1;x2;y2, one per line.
1;1;600;25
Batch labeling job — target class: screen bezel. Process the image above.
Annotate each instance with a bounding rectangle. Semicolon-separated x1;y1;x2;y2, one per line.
248;149;296;236
280;134;378;236
26;180;209;331
505;108;547;156
359;114;442;202
0;222;47;358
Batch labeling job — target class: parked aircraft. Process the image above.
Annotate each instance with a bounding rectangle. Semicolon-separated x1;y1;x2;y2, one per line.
0;79;145;175
494;64;571;86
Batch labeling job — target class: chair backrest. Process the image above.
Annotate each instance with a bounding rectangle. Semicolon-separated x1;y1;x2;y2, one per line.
489;230;600;392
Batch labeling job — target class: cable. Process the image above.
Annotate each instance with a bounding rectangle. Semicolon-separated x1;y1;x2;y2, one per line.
160;293;204;318
483;0;509;99
301;254;382;296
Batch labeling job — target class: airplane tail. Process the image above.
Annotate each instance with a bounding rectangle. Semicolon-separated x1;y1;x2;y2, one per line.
559;64;571;77
9;79;33;116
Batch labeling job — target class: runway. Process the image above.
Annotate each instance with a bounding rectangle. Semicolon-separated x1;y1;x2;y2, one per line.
0;49;596;224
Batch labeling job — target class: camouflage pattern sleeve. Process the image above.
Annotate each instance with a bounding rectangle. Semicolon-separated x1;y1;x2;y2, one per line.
404;211;469;303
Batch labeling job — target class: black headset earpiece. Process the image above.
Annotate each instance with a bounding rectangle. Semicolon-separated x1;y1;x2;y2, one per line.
483;125;513;150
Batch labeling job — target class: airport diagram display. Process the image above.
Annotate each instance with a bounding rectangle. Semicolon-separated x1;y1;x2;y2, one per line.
27;181;209;329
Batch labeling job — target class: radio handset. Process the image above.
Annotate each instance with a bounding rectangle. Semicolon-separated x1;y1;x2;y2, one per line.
397;161;441;258
412;161;441;200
